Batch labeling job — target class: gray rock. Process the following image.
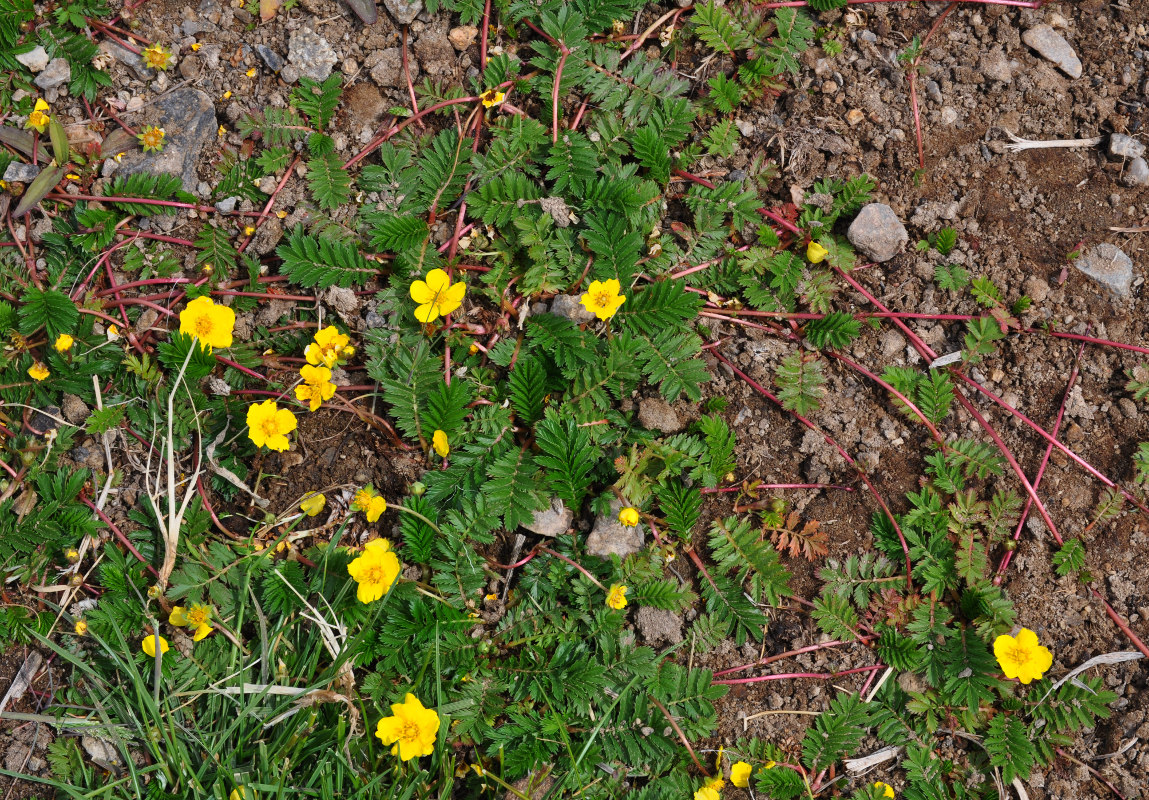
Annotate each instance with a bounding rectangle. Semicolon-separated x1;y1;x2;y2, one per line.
635;606;683;646
548;293;595;324
638;397;683;434
3;162;41;183
979;48;1013;83
415;30;455;76
33;58;71;90
256;44;285;73
279;64;300;84
586;500;645;560
323;285;360;324
1123;157;1149;187
214;196;239;213
1110;134;1146;160
1022;25;1082;79
15;46;50;72
99;40;154;81
369;47;405;87
522;498;574;536
114;87;217;194
382;0;422;24
1073;243;1134;299
846;203;908;263
61;394;90;426
365;307;389;328
288;27;338;82
448;25;478;51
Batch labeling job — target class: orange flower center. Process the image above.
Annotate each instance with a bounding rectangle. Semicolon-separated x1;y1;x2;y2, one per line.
261;418;280;437
195;314;214;338
400;722;419;742
593;291;612;309
364;564;389;585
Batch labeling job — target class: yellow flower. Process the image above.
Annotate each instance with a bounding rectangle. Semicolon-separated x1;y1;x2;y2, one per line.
618;506;639;527
108;324;120;340
25;99;50;133
222;90;232;100
705;778;725;792
142;634;170;657
138;125;166;153
300;493;326;517
66;173;80;181
579;279;626;321
65;547;80;563
179;295;236;350
375;693;440;760
191;42;202;52
874;782;895;799
28;362;49;381
606;584;628;610
276;210;288;218
229;788;249;800
170;603;213;641
218;125;227;138
142;43;174;71
765;760;775;769
295;364;337;411
807;240;829;263
54;333;74;353
305;326;351;368
730;761;751;788
246;67;257;78
432;429;449;458
693;788;719;800
74;620;88;635
479;88;506;108
468;343;479;355
410;269;466;323
352;486;387;523
113;152;125;163
348;538;401;603
246;399;297;452
994;627;1053;684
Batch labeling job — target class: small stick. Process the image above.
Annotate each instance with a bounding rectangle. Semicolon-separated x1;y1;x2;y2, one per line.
1003;132;1103;152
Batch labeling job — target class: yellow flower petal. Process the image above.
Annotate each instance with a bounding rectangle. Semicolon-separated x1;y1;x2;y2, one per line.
730;761;752;788
193;622;213;641
807;240;829;263
874;782;895;799
300;493;326;517
142;634;169;657
618;507;639;527
606;584;628;610
169;606;189;626
54;333;74;352
432;429;449;458
28;362;50;381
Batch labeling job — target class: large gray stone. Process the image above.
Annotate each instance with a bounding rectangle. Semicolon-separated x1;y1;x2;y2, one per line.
522;498;573;537
288;27;338;82
1022;25;1082;79
33;58;71;90
15;46;49;72
1110;134;1146;160
382;0;421;24
1073;243;1134;299
586;500;645;560
116;88;217;194
548;293;595;324
1122;157;1149;188
3;162;40;184
847;203;908;263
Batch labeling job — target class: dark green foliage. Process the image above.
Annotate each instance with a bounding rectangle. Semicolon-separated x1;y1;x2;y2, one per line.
277;227;376;288
420;379;473;436
292;72;342;130
104;173;195;215
399;495;437;563
18;287;78;339
306;152;352;210
0;0;34;46
1052;538;1085;577
916;370;955;425
708;516;791;607
985;714;1036;783
194;224;238;273
934;262;970;291
812;592;859;641
656;482;702;540
157;331;219;382
820;553;897;607
776;351;825;415
805;311;861;349
535;412;598;510
369;335;441;443
508;357;548;425
802;692;870;771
